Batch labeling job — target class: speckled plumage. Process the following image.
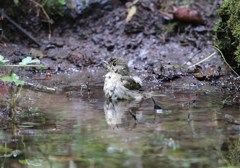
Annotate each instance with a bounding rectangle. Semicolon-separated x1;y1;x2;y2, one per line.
103;57;143;100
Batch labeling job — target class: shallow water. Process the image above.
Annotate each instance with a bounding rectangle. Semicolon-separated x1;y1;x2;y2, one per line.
0;72;239;168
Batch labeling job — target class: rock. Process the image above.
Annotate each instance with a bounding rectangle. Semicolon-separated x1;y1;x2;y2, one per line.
67;51;95;67
66;0;115;16
47;47;71;60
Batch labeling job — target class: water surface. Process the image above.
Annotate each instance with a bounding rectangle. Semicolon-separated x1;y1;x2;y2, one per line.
0;72;239;168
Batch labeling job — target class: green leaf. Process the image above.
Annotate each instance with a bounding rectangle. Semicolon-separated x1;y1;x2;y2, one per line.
20;57;32;65
13;0;19;6
0;55;4;61
1;76;13;82
0;145;12;153
0;55;9;64
39;66;46;72
126;5;137;23
43;0;65;16
19;160;28;165
1;73;24;86
19;56;40;66
15;80;24;86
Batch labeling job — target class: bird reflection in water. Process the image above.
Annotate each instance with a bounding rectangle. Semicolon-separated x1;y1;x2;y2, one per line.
104;99;142;128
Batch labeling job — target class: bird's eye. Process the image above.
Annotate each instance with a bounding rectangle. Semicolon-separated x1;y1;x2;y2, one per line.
113;62;116;66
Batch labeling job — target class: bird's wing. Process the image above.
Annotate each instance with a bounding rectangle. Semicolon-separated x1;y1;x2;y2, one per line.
120;76;142;90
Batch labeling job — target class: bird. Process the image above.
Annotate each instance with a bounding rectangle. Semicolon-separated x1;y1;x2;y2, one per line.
104;99;139;128
103;57;143;101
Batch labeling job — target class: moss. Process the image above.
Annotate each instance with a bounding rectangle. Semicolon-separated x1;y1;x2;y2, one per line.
162;22;178;35
5;0;66;17
215;0;240;73
42;0;65;16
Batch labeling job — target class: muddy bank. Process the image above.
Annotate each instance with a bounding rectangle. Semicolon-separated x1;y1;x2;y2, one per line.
0;0;238;90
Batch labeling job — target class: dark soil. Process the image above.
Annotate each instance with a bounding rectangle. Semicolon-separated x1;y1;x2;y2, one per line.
0;0;239;91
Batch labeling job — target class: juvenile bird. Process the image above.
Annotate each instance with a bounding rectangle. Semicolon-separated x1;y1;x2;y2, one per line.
103;57;143;101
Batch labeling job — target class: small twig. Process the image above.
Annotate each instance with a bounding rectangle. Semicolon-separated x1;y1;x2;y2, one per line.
159;10;174;20
188;52;216;69
214;46;239;77
1;65;43;67
183;50;202;66
1;9;41;47
29;0;53;39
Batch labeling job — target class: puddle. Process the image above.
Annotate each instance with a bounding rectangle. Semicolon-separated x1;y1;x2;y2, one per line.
0;72;239;168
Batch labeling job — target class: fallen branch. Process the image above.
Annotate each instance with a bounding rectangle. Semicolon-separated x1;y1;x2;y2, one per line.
23;82;59;93
0;9;41;47
22;82;89;95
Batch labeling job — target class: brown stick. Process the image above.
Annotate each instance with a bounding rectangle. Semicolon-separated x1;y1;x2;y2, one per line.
1;9;41;47
23;81;59;93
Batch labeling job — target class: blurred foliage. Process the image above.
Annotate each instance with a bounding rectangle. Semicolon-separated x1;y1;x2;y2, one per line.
10;0;66;16
0;56;40;86
13;0;19;6
227;140;240;166
0;55;9;65
215;0;240;74
42;0;65;16
18;56;40;66
0;55;41;119
1;72;24;86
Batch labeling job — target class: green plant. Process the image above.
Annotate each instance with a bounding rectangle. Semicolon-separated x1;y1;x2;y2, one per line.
183;0;192;7
41;0;65;16
1;56;40;86
19;56;40;66
1;72;24;86
215;0;240;74
0;55;41;119
0;55;9;64
13;0;19;6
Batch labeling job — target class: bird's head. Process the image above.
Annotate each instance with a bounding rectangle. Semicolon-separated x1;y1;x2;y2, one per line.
106;57;130;76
